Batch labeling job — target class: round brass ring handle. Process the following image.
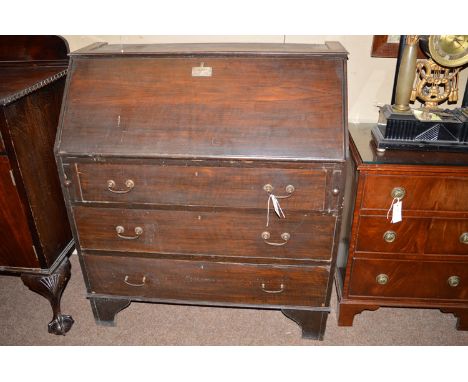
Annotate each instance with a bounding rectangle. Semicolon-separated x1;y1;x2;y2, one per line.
124;275;146;287
391;187;406;199
107;179;135;194
263;184;295;198
261;231;291;246
116;225;143;240
459;232;468;244
383;230;397;243
261;283;285;294
447;275;460;287
376;274;389;285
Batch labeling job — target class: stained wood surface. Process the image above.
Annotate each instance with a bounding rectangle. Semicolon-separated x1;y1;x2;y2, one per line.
0;157;38;268
84;253;329;307
355;215;468;255
4;79;73;267
348;258;468;301
71;42;348;56
72;162;327;210
361;174;468;212
0;67;67;105
58;55;346;160
74;206;336;261
0;35;68;62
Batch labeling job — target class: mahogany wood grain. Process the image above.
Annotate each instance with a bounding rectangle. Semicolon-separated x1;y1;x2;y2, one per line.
348;258;468;300
71;42;348;56
0;157;38;268
73;206;336;261
72;162;327;211
83;253;330;308
4;79;73;267
361;174;468;212
355;215;468;255
337;124;468;331
58;56;346;161
0;35;68;62
57;43;348;339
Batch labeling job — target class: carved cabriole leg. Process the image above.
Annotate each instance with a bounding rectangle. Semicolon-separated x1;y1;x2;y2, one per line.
90;297;131;326
282;309;329;340
337;302;379;326
440;308;468;331
21;258;74;335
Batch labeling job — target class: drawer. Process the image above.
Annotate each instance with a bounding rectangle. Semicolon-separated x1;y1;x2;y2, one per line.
71;162;327;211
348;258;468;301
361;174;468;212
355;216;468;255
74;206;336;261
83;253;329;308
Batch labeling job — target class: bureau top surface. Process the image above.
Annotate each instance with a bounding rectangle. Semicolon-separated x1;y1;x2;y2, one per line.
350;123;468;167
71;42;348;57
56;43;348;162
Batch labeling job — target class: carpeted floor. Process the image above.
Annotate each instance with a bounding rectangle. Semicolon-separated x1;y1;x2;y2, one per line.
1;253;467;345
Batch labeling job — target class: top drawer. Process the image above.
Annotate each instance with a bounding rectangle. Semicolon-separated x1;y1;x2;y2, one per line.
361;174;468;212
68;162;329;211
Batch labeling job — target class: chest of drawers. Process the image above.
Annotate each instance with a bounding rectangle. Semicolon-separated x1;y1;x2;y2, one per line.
55;42;348;340
336;123;468;331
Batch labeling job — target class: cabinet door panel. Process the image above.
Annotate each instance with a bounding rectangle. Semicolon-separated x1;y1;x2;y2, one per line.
0;157;38;268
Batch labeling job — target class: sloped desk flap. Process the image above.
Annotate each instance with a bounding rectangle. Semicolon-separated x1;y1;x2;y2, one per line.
57;43;347;161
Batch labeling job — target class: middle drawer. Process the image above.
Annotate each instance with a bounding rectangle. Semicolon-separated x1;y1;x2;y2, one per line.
73;206;335;261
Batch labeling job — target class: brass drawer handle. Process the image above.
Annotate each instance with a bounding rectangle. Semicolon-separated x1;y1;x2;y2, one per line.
107;179;135;194
383;230;397;243
116;225;143;240
261;283;285;294
376;274;389;285
391;187;406;199
447;276;460;287
459;232;468;244
124;275;146;287
261;231;291;246
263;184;295;199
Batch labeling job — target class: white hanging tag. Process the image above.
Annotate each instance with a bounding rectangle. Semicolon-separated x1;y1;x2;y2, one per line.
391;200;402;223
271;194;285;219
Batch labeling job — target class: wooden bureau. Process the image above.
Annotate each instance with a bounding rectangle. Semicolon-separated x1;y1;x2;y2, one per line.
0;36;74;335
336;123;468;330
55;42;348;339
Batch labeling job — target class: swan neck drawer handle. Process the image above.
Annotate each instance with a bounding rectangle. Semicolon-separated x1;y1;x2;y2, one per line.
124;275;146;287
107;179;135;194
116;226;143;240
261;283;285;294
261;231;291;246
263;184;295;199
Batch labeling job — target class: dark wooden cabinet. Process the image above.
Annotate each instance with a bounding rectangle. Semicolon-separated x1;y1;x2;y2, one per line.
0;36;74;335
336;123;468;331
56;42;348;340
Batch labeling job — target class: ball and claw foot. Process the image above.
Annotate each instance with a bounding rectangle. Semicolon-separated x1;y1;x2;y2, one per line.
21;258;74;335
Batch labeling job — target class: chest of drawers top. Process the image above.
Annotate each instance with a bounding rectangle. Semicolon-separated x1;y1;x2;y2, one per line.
55;42;348;162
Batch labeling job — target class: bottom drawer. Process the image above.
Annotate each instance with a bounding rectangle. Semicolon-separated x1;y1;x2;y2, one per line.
348;258;468;301
83;254;330;308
